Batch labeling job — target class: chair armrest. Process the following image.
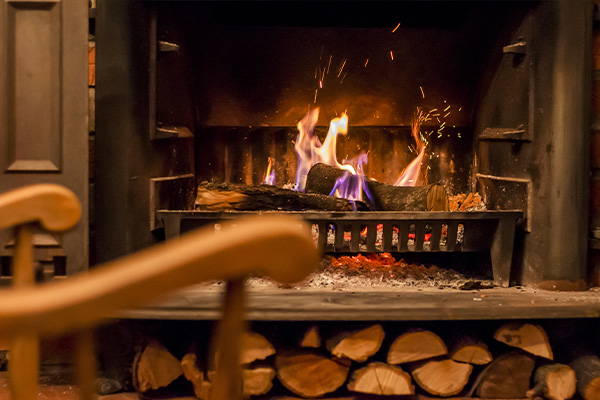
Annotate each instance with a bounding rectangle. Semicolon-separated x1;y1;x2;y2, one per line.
0;184;81;232
0;216;319;337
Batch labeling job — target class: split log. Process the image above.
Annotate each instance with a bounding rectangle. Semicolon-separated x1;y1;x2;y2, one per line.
275;352;351;398
305;163;449;211
300;325;322;348
347;362;414;395
494;323;553;359
133;340;183;393
195;181;369;211
411;359;472;396
242;366;276;396
181;353;211;400
470;351;535;399
571;355;600;400
240;332;276;365
450;338;493;365
326;324;385;362
526;364;576;400
387;330;448;364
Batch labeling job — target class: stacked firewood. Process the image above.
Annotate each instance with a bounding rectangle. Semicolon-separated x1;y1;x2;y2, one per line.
133;322;600;400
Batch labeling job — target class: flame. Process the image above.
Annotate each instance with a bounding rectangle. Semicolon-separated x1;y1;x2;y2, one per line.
263;157;275;185
329;153;373;208
394;109;429;186
294;108;355;191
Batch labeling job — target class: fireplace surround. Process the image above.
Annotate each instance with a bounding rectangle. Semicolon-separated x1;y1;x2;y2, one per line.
95;0;591;294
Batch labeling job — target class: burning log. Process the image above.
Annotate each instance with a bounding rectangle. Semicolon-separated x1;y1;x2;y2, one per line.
411;359;473;396
470;351;535;399
571;355;600;400
450;337;493;365
305;163;448;211
300;325;322;348
494;323;553;359
181;353;211;400
347;362;414;395
133;341;183;393
195;181;369;211
527;364;577;400
275;351;351;398
326;324;385;362
387;330;448;364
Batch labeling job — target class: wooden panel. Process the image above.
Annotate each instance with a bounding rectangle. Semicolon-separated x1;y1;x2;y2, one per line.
5;1;61;172
120;287;600;321
0;0;89;275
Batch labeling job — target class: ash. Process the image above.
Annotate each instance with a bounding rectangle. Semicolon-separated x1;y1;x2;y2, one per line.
246;253;487;290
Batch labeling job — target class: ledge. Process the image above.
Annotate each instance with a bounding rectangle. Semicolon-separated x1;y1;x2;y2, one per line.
118;286;600;321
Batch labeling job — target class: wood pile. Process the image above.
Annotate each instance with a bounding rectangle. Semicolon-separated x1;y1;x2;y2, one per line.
132;321;593;400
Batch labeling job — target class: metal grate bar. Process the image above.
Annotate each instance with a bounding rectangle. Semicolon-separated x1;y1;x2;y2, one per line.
430;222;442;251
446;221;459;251
366;223;377;252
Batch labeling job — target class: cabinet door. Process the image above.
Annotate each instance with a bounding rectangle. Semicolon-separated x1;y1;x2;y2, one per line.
0;0;88;278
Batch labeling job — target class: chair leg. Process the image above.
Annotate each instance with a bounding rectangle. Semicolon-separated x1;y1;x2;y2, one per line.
9;225;39;400
75;330;97;400
210;278;246;400
9;334;39;400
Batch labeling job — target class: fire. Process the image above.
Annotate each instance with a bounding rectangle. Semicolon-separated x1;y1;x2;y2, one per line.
394;108;430;187
294;108;356;192
263;157;275;185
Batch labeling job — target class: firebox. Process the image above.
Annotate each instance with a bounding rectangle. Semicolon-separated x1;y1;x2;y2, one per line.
95;1;591;295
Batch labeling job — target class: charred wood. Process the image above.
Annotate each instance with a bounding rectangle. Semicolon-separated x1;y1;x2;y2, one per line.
195;181;368;211
305;163;448;211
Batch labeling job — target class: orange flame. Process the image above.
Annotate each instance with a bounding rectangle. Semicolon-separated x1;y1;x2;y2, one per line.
294;108;355;191
394;109;428;186
263;157;275;185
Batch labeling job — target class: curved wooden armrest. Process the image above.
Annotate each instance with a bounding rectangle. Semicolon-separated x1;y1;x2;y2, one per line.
0;184;81;232
0;215;319;337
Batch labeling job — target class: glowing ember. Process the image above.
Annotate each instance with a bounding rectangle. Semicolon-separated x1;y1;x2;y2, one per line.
294;108;356;191
262;157;275;185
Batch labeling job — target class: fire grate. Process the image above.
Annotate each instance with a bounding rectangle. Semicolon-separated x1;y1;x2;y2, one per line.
157;210;522;287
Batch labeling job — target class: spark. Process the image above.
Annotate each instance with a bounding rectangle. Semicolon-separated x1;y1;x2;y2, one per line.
337;59;347;78
444;112;451;118
420;86;425;99
458;106;462;112
436;117;441;123
432;113;440;117
327;55;332;74
340;71;348;83
458;133;462;138
392;22;401;32
444;105;451;112
390;50;394;60
440;122;446;128
315;68;318;79
314;89;318;103
319;80;323;88
429;108;438;113
364;59;369;67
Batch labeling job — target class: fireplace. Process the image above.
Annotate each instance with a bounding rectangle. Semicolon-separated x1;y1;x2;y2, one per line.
95;0;591;292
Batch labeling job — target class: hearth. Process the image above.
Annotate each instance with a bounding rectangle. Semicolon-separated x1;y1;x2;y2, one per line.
96;0;591;293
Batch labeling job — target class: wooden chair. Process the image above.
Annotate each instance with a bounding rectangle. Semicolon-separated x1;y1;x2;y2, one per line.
0;184;319;400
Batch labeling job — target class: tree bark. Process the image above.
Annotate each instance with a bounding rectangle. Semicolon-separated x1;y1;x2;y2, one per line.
195;181;368;211
387;330;448;365
305;163;449;211
571;355;600;400
326;324;385;362
470;351;536;399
